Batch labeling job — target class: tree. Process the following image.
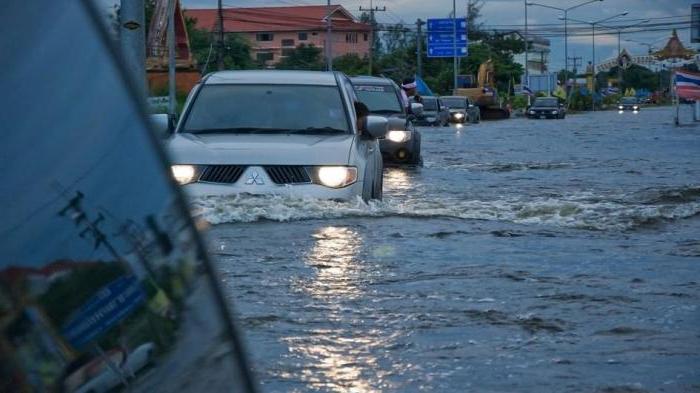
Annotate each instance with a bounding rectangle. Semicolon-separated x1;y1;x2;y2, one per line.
184;17;255;72
382;23;410;54
467;0;487;41
333;54;369;76
276;44;324;71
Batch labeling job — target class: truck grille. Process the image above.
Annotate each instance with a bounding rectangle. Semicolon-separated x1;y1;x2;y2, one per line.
199;165;245;184
264;166;311;184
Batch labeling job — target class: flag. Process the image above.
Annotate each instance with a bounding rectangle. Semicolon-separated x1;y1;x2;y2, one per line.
522;85;534;96
415;75;434;97
553;85;566;100
674;70;700;100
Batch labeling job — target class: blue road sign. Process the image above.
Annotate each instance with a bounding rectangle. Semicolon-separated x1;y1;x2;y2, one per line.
427;46;468;58
62;275;146;348
428;32;467;45
427;18;467;32
426;18;468;58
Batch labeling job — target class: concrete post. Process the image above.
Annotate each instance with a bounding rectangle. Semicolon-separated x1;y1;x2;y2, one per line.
119;0;146;98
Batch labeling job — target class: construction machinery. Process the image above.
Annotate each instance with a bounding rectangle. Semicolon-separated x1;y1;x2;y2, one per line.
453;59;511;120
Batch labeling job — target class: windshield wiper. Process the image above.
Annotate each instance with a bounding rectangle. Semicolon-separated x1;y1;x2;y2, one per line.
184;127;290;134
290;127;347;134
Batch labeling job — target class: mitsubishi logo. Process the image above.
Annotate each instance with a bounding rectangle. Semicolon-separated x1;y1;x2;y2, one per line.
245;170;264;185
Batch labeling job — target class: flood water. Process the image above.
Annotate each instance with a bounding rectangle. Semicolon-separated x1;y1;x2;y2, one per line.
196;106;700;392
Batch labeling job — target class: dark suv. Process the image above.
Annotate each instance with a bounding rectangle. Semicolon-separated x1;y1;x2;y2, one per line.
527;97;566;119
352;76;423;165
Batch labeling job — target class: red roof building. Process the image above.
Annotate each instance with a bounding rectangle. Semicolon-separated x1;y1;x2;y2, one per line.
185;5;371;66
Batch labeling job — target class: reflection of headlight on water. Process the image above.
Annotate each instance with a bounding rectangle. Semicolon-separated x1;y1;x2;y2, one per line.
387;130;410;143
383;167;412;192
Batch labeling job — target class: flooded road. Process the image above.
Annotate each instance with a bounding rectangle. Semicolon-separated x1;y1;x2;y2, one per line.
197;106;700;392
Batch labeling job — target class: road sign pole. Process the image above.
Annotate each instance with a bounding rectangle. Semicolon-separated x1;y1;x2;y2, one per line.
416;19;424;78
453;0;457;93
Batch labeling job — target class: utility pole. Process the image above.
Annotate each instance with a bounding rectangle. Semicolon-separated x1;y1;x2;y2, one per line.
524;0;528;88
119;0;146;98
360;0;385;75
326;0;333;71
416;19;424;78
217;0;224;70
167;0;176;117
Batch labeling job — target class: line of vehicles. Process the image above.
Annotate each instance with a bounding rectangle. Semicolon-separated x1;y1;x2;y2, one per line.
153;71;483;203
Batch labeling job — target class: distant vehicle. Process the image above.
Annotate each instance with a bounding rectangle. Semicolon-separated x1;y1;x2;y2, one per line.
162;70;388;201
618;96;641;112
412;96;450;127
441;95;481;124
527;97;566;119
70;343;155;393
351;76;423;165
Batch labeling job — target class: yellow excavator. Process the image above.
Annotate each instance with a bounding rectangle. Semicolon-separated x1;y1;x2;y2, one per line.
453;59;511;120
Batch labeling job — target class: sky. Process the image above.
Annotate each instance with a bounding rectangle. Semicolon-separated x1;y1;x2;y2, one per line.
178;0;697;71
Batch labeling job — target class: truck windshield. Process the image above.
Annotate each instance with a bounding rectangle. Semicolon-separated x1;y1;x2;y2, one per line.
353;85;402;113
421;98;438;110
441;98;466;108
183;84;350;134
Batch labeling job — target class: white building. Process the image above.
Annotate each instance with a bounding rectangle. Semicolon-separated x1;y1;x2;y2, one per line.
513;34;551;77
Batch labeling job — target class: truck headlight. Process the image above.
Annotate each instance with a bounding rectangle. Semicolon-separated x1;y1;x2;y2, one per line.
529;110;536;114
387;130;410;143
171;165;198;185
552;110;558;115
618;105;624;110
314;166;357;188
633;105;639;110
453;112;465;119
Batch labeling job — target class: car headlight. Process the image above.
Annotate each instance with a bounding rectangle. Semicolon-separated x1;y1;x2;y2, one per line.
387;130;411;143
172;165;198;185
552;110;558;114
529;110;536;114
313;166;357;188
633;105;639;110
453;113;465;119
618;105;624;110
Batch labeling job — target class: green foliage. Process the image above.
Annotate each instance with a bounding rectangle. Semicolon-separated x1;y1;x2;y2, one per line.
276;44;324;71
333;54;369;76
185;17;255;72
602;93;621;106
510;95;528;109
568;90;592;111
382;23;411;54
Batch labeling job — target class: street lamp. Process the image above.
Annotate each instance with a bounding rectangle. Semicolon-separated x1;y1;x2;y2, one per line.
561;11;629;111
624;38;656;55
526;0;603;83
599;20;650;59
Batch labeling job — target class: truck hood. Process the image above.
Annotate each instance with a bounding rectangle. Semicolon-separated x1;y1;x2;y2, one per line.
167;133;355;165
